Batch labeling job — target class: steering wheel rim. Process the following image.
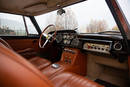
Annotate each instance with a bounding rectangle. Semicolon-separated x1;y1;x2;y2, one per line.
39;24;57;48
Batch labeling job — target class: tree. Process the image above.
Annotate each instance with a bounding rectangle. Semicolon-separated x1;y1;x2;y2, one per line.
112;26;119;31
86;19;108;33
55;8;78;30
45;7;78;32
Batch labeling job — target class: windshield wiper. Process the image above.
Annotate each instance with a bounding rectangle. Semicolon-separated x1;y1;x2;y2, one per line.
74;28;78;31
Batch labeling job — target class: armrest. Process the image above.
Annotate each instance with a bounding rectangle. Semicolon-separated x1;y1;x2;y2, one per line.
17;48;37;59
17;48;34;53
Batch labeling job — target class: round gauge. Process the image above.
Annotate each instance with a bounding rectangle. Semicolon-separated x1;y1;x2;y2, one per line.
63;34;67;39
66;40;71;44
63;40;67;44
70;35;74;39
66;35;70;39
56;34;62;43
71;38;79;47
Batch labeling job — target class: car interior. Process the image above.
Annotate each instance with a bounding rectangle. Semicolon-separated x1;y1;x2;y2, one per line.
0;0;130;87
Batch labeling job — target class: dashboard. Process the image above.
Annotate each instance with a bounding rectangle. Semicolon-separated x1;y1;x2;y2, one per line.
54;30;127;60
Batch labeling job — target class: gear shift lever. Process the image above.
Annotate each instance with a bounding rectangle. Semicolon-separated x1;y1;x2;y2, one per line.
51;63;60;69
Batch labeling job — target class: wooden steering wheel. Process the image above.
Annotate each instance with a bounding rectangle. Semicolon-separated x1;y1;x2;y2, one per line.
39;24;57;48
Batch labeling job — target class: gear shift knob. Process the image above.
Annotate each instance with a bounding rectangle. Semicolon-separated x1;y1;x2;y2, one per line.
51;63;60;69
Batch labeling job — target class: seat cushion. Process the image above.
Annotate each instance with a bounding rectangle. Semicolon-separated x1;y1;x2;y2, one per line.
29;56;51;70
50;72;103;87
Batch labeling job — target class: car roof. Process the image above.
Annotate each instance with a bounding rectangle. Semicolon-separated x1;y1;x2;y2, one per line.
0;0;85;16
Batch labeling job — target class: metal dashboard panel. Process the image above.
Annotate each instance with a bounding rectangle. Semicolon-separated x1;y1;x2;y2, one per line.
82;38;112;54
83;42;110;54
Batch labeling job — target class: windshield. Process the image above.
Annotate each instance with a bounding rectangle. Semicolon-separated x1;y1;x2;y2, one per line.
35;0;119;33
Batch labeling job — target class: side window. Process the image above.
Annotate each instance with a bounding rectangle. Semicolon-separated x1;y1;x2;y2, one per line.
0;13;38;36
0;13;27;36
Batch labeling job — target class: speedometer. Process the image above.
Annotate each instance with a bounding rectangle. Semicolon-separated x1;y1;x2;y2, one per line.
63;34;67;39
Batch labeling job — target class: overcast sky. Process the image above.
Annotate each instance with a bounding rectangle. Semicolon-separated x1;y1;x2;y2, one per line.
0;0;130;33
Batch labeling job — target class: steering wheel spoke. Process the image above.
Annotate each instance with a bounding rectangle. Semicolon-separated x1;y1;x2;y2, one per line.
42;39;49;48
39;24;57;48
42;33;48;38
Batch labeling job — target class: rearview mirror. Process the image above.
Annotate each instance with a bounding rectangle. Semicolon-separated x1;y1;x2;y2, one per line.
57;8;66;15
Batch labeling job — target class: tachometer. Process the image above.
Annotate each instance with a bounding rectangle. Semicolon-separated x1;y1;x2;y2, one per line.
56;34;62;43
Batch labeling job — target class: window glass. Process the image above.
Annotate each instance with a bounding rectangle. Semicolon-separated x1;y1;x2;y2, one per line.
35;0;118;33
117;0;130;24
0;13;27;36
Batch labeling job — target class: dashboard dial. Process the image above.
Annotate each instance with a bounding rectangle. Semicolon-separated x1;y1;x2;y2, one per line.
63;40;71;45
66;35;70;39
71;38;79;47
70;34;74;39
56;34;62;43
63;34;67;39
67;40;71;44
63;40;67;44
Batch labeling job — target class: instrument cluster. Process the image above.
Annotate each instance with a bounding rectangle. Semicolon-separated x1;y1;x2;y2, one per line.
56;32;80;47
62;33;75;45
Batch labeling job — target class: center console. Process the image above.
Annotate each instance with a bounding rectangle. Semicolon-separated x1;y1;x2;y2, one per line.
41;47;87;79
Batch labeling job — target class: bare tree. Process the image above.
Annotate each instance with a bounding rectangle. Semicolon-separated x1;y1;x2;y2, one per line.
55;8;78;30
45;7;78;31
86;19;108;33
112;25;119;31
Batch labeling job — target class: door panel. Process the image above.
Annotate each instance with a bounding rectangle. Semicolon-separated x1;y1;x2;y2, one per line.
5;39;39;52
4;38;40;59
1;36;62;61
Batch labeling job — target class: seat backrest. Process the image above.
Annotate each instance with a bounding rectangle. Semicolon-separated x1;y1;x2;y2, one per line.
0;43;53;87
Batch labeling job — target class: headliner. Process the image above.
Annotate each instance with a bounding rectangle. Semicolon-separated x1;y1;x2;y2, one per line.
0;0;85;16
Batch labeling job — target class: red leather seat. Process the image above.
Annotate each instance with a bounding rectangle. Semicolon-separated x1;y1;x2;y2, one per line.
29;56;51;70
0;43;103;87
51;72;103;87
0;38;51;70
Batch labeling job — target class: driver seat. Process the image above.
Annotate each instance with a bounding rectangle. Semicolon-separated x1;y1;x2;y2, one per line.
0;42;103;87
0;38;51;70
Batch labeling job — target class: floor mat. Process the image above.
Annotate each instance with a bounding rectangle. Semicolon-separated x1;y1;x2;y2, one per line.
95;79;119;87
